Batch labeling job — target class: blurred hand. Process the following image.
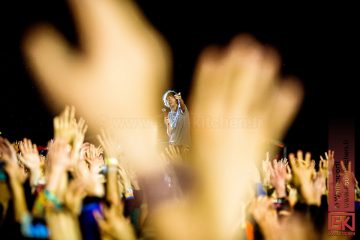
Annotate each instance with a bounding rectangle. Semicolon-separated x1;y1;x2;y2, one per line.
289;151;321;205
82;144;103;176
46;138;72;173
53;106;76;143
70;117;88;166
262;152;272;185
269;158;291;197
249;196;280;239
24;0;171;172
319;149;334;177
94;203;136;240
188;36;303;238
97;129;122;159
340;160;355;189
0;137;22;180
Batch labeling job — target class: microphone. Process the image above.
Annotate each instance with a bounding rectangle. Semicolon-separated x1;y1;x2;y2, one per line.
176;92;181;105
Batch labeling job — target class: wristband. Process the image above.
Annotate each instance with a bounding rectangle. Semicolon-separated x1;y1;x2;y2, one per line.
44;189;62;209
32;190;62;217
124;188;134;199
105;157;119;166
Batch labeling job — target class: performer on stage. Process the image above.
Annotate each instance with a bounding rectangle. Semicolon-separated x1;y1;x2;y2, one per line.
162;90;191;149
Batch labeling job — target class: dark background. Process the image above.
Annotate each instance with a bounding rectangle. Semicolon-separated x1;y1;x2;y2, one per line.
0;1;358;161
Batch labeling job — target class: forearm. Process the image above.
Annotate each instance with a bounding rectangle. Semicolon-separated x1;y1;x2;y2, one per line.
46;168;65;200
56;173;69;203
46;169;62;192
8;173;29;222
106;159;120;205
29;168;42;190
179;99;186;112
301;186;320;206
121;172;134;199
274;183;287;198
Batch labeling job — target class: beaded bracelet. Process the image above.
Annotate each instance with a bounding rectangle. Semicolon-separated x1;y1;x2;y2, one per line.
32;190;62;217
44;189;62;209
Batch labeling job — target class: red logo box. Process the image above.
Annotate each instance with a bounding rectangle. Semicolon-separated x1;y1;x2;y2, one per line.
328;212;355;232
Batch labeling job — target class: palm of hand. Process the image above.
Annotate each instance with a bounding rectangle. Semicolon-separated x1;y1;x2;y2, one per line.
270;166;287;187
21;152;41;169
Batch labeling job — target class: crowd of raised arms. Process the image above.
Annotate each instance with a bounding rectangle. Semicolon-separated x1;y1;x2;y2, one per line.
0;0;359;239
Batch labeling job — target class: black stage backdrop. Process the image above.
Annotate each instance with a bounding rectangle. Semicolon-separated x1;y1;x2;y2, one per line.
0;1;358;162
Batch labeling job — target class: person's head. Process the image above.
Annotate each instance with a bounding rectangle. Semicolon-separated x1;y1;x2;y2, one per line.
163;90;178;111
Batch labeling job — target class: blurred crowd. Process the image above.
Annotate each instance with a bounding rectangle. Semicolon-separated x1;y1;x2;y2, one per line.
1;0;358;239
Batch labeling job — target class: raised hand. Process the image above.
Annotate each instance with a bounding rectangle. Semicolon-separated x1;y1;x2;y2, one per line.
97;130;141;190
18;138;44;188
319;149;334;177
262;152;272;186
269;159;291;197
282;158;292;182
18;138;41;171
325;150;335;171
97;132;137;197
70;117;88;165
83;144;104;169
249;196;280;239
46;138;72;174
53;106;76;143
97;129;121;159
0;137;21;179
75;143;105;196
290;151;315;181
340;160;355;188
289;151;322;205
13;141;21;153
53;106;88;170
94;203;136;240
45;139;72;200
88;147;104;177
188;36;303;238
319;150;335;195
24;0;171;171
